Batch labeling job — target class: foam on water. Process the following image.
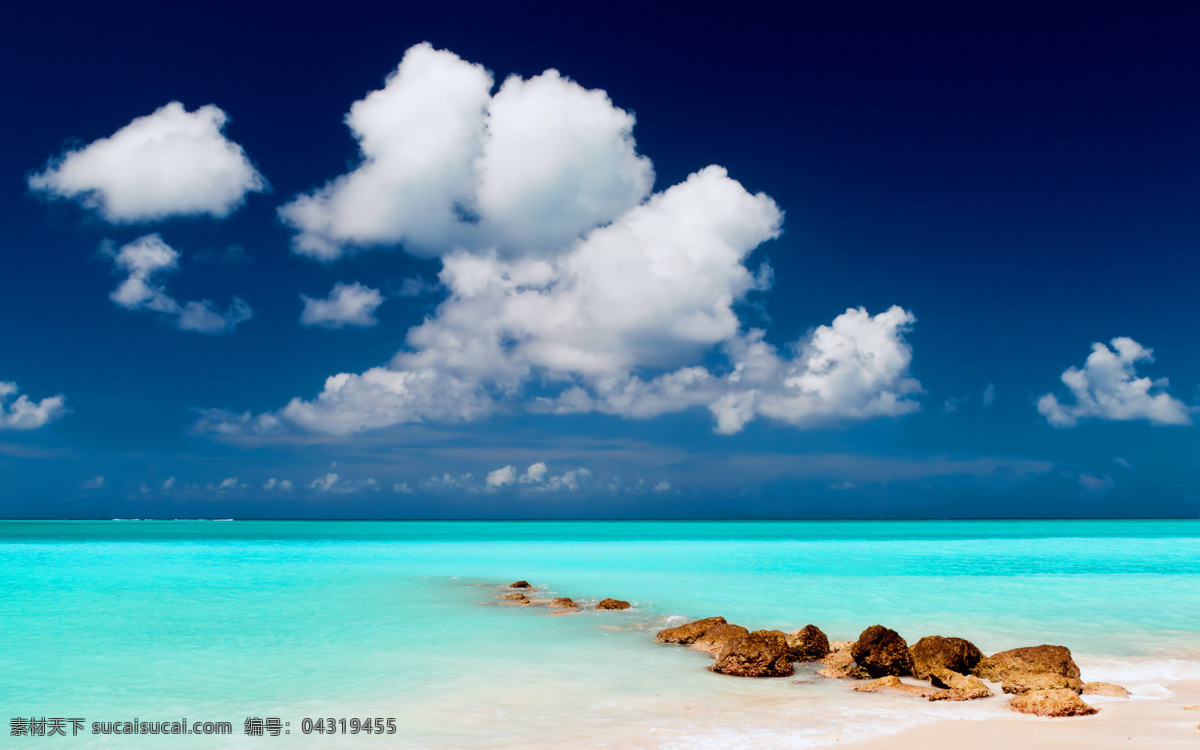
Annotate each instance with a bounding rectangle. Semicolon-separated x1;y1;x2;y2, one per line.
0;519;1197;748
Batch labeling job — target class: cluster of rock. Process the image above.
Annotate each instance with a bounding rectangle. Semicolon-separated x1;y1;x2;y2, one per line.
654;617;1127;718
496;581;631;612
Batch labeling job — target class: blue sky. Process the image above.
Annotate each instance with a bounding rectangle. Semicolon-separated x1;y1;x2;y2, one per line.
2;2;1198;518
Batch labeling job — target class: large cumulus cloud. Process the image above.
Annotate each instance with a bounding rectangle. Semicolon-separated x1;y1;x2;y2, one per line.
197;44;921;437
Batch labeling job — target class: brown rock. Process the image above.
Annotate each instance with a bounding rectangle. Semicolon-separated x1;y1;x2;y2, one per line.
549;597;578;608
853;675;940;699
710;630;794;677
851;625;913;677
786;624;831;662
654;616;727;645
1183;705;1200;711
973;645;1081;682
508;580;531;589
816;650;870;679
691;623;751;655
909;636;984;680
928;669;993;701
595;598;631;610
829;640;854;653
499;592;528;600
1002;671;1084;695
1009;689;1098;717
1082;682;1130;697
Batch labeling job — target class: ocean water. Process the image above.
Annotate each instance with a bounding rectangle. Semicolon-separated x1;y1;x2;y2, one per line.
1;519;1198;748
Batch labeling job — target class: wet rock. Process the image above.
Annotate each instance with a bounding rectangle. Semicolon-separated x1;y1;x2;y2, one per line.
928;669;993;701
595;598;631;610
710;630;794;677
499;592;528;600
973;645;1081;682
691;624;751;655
816;650;870;679
1081;682;1130;698
508;580;532;589
786;624;831;662
549;597;578;608
828;640;854;653
851;625;913;677
909;636;984;680
853;675;939;699
1001;671;1084;695
654;616;727;645
1009;689;1098;717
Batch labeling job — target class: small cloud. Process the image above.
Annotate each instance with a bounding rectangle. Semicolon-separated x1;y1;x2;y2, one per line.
0;380;67;430
219;477;239;490
162;476;175;490
1113;457;1135;471
942;396;969;415
653;480;671;493
982;383;996;408
1077;473;1115;497
829;481;857;491
81;476;105;489
520;462;548;484
311;473;339;491
300;282;384;329
1038;337;1191;428
393;482;413;493
394;277;441;297
486;465;516;488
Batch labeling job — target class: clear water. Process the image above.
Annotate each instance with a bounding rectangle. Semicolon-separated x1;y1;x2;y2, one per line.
1;520;1198;748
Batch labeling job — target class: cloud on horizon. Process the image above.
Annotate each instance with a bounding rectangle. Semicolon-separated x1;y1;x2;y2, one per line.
1037;337;1191;428
29;102;266;222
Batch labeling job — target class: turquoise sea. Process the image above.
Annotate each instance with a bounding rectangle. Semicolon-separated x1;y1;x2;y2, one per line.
2;520;1198;748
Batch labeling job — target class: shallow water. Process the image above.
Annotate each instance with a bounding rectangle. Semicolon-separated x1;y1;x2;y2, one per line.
1;519;1197;747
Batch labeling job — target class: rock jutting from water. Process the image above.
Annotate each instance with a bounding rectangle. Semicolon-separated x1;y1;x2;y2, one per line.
909;635;984;680
1009;688;1098;717
508;580;532;589
550;597;579;608
655;617;727;645
851;625;914;677
691;623;751;655
710;630;794;677
852;675;939;699
595;598;631;610
786;624;831;662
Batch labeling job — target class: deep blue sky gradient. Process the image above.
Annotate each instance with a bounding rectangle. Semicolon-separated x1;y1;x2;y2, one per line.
2;2;1198;517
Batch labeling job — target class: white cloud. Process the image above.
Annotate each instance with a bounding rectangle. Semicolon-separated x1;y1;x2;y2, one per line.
1077;473;1116;497
81;476;105;489
486;465;516;488
396;277;440;297
310;473;339;491
219;477;239;490
29;101;265;222
830;481;857;491
1037;337;1191;428
942;396;968;414
300;282;383;328
278;43;652;261
653;480;671;493
982;383;996;408
309;473;378;493
0;381;67;430
106;235;252;334
520;462;548;484
198;46;920;438
393;482;412;493
162;476;175;490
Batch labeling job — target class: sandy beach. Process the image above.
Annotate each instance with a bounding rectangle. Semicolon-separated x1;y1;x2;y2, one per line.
851;680;1200;749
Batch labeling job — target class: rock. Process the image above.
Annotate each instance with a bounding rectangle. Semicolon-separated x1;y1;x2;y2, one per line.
853;675;939;699
1009;689;1098;717
829;640;854;653
655;616;727;645
786;624;831;662
499;592;528;600
1082;682;1131;698
595;598;631;610
508;581;531;589
1001;671;1084;695
1183;705;1200;711
851;625;913;677
909;636;984;680
710;630;794;677
973;645;1081;682
549;597;578;608
816;650;870;679
928;669;993;701
691;624;751;655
